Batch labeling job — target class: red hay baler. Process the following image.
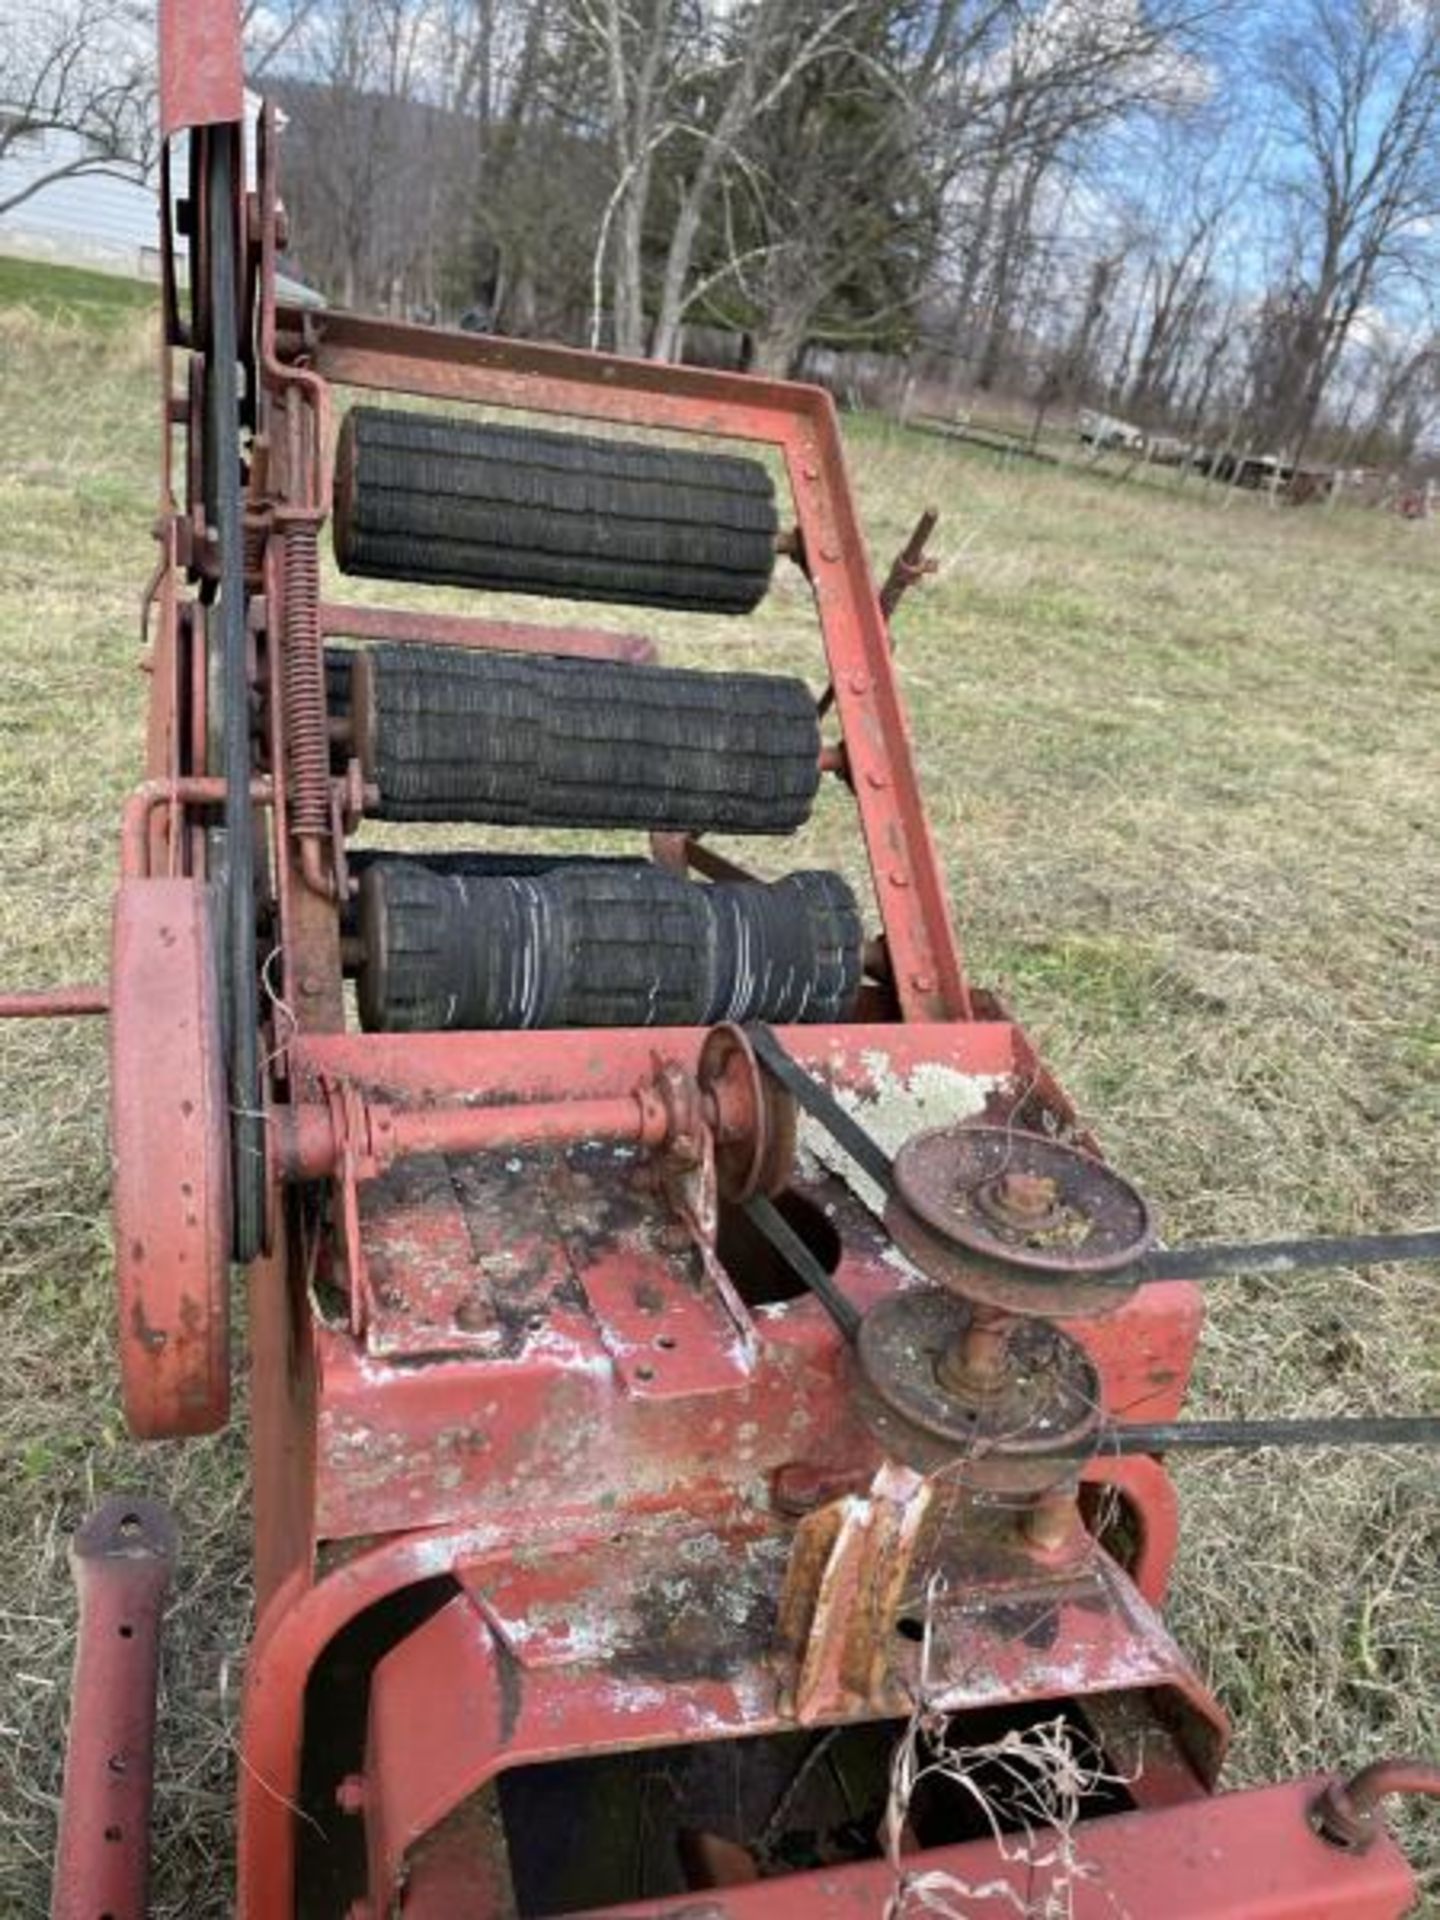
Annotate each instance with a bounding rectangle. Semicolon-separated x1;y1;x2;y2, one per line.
6;6;1440;1916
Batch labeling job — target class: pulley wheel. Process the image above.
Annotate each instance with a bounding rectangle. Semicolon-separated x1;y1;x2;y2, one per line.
698;1023;796;1202
111;879;232;1437
855;1290;1102;1491
885;1126;1154;1319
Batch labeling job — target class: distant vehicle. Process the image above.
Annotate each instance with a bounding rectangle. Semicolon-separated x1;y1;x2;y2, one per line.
1078;408;1145;452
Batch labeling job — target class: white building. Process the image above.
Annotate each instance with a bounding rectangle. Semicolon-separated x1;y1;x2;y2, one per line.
0;128;163;278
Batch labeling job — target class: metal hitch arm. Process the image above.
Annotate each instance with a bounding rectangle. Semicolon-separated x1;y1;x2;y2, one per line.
51;1498;177;1920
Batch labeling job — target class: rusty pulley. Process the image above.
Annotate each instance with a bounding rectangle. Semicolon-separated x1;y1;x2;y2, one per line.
110;879;232;1437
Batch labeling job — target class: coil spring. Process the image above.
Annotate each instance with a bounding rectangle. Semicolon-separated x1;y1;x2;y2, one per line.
281;520;330;839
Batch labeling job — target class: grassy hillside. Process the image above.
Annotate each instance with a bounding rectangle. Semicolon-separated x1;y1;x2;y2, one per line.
1;258;1438;1914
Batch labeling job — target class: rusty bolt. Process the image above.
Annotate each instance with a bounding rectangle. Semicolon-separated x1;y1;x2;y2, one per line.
1023;1489;1082;1558
772;1461;868;1516
335;1773;367;1816
773;1463;826;1515
995;1172;1060;1222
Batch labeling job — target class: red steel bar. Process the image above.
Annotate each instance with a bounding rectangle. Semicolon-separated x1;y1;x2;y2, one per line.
120;776;274;877
0;986;109;1019
278;1087;671;1181
320;601;659;665
51;1498;177;1920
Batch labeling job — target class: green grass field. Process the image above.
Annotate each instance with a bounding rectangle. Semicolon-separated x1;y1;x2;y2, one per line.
1;258;1438;1915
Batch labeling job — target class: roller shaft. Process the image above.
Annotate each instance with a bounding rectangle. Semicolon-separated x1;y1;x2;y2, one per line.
334;406;777;613
356;859;861;1033
353;645;821;833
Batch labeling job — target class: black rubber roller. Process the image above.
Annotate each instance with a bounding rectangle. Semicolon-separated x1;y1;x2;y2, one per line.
338;849;645;943
334;407;777;614
355;859;862;1032
354;645;820;833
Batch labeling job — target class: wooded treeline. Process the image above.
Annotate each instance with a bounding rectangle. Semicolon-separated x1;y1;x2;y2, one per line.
6;0;1440;466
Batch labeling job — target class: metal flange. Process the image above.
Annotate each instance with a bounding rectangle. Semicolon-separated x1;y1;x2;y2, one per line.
854;1289;1103;1491
698;1022;796;1203
885;1125;1155;1319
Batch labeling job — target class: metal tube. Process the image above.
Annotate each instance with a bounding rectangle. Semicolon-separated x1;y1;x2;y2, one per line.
277;1087;672;1181
0;986;109;1019
319;600;658;665
51;1498;177;1920
379;1093;665;1160
119;776;272;878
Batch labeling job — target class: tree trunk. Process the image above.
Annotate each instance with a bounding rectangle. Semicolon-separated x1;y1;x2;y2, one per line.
648;191;707;361
748;311;811;378
612;177;649;357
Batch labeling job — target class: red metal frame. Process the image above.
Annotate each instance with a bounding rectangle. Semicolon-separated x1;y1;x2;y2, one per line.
18;8;1424;1914
566;1778;1417;1919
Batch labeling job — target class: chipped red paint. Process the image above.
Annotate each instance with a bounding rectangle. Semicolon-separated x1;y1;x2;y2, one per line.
158;0;244;138
566;1777;1416;1918
55;37;1424;1914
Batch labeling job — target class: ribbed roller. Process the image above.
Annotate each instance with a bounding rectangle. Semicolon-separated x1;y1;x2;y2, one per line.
353;646;820;833
338;849;645;942
334;407;777;614
355;859;862;1033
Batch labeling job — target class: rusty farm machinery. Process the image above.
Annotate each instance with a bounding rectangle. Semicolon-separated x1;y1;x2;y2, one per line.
5;6;1440;1915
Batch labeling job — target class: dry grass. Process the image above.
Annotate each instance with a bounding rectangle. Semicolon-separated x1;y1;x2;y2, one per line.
1;259;1438;1913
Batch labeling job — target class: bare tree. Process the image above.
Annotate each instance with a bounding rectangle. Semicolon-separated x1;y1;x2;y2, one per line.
565;0;866;358
0;0;154;217
1253;0;1440;458
940;0;1226;390
728;1;990;377
274;0;466;311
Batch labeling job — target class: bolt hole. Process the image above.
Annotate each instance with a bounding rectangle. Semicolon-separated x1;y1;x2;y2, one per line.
117;1514;142;1540
104;1826;122;1844
117;1624;134;1639
895;1616;924;1643
655;1334;677;1351
107;1754;127;1775
634;1364;655;1383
